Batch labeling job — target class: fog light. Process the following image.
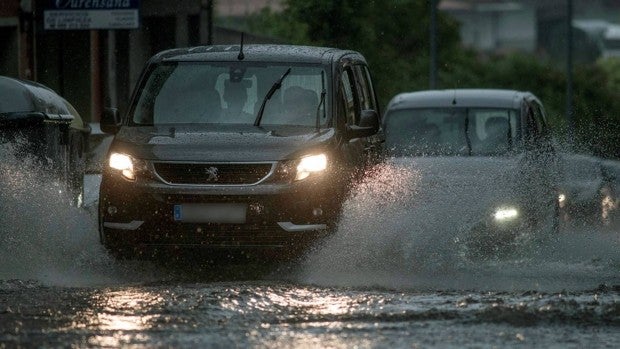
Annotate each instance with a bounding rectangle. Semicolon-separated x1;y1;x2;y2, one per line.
249;203;264;214
107;206;118;215
313;208;323;216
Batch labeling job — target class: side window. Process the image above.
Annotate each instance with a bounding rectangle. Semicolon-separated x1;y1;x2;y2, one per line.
353;65;377;112
340;69;359;125
529;101;545;136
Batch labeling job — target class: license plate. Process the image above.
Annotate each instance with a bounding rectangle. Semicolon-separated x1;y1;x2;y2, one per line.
173;203;247;223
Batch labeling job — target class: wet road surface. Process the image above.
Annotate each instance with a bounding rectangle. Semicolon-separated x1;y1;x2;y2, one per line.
1;277;619;348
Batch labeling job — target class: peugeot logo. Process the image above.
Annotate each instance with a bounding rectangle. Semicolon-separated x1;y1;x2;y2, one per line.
204;166;219;182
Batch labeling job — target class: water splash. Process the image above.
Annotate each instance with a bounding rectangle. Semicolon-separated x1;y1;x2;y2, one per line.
298;157;620;292
0;141;170;287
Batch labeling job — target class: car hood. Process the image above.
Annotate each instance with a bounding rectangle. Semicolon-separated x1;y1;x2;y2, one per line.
110;124;336;162
384;156;528;227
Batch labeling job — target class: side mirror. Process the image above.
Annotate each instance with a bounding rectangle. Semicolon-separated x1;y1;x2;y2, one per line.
347;109;379;139
101;107;120;134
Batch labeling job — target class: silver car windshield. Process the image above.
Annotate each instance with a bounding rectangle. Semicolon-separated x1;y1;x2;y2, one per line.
132;62;329;127
385;107;520;156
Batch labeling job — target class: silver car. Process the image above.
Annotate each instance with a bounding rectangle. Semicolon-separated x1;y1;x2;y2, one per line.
383;89;560;257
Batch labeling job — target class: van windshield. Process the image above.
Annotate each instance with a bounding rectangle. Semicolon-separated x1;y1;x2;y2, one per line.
132;62;329;127
385;107;520;156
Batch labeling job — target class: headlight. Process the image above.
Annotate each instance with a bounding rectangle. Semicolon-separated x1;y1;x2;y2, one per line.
558;193;566;208
109;153;135;180
296;154;327;181
493;207;519;221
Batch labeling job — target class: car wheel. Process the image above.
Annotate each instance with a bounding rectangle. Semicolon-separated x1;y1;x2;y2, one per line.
99;215;137;260
100;229;137;260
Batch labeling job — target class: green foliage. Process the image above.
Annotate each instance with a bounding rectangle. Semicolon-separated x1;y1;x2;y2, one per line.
247;0;620;157
597;57;620;95
245;7;308;44
248;0;460;105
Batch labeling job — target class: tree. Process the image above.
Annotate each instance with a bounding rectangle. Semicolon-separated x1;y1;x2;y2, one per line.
249;0;461;105
248;0;620;158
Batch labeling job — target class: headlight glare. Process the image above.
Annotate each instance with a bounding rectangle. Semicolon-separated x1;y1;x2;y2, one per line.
296;154;327;180
109;153;135;180
493;207;519;221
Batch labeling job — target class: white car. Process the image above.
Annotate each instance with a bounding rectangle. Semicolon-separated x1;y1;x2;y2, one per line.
383;89;561;257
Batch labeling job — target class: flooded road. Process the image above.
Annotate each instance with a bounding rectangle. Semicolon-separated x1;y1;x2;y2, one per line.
1;279;619;348
1;152;619;348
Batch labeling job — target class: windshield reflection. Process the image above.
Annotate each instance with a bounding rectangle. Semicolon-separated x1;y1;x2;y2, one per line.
132;62;329;127
385;108;520;157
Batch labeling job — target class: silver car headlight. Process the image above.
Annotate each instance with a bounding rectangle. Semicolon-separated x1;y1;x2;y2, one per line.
493;207;519;221
296;154;327;181
108;152;136;180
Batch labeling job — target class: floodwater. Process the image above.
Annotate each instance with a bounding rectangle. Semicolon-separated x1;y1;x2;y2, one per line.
1;144;619;348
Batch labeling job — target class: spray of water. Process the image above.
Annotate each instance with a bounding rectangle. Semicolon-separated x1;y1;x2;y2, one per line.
1;137;618;291
298;157;620;292
0;141;166;287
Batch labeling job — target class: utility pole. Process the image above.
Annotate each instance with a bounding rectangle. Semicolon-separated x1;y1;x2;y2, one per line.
201;0;214;45
18;0;36;80
429;0;438;89
91;30;102;122
566;0;574;147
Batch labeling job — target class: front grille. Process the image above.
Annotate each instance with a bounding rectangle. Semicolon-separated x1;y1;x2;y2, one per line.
153;162;273;185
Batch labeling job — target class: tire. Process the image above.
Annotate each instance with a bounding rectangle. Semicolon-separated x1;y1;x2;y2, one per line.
99;224;138;260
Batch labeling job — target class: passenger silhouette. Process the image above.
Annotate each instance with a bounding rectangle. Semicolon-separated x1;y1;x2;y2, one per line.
481;116;510;154
222;79;253;122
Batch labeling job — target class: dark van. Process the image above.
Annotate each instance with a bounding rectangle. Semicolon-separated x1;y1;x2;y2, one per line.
99;44;381;258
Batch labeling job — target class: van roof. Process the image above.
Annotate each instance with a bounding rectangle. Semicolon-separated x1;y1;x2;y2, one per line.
149;44;366;65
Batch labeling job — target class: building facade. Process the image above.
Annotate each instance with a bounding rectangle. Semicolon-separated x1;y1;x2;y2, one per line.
0;0;279;122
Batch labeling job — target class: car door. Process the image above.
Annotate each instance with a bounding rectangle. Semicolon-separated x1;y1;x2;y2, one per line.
337;65;365;169
352;64;383;159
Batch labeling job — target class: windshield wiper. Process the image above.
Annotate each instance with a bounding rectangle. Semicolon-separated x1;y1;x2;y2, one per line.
464;109;472;156
254;67;291;127
315;70;326;132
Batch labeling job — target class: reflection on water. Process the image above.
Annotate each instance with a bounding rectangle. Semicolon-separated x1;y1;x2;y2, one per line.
80;289;163;347
2;281;616;348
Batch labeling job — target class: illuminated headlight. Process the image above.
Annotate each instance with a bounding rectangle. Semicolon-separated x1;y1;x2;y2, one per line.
558;194;566;205
109;153;135;180
493;207;519;221
296;154;327;181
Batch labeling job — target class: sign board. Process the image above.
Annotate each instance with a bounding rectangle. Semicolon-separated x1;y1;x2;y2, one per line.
44;0;140;30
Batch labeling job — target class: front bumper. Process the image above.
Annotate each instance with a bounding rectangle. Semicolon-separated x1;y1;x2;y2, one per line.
99;169;342;250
